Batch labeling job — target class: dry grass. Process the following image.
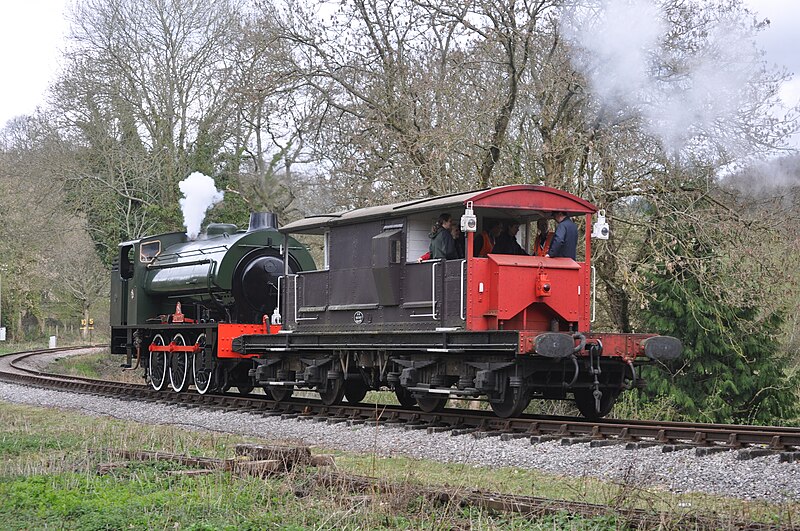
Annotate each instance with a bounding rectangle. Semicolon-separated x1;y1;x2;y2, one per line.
47;350;144;384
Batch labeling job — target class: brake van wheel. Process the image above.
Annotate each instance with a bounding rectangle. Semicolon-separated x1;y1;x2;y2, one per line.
489;382;531;418
573;389;619;419
169;333;189;392
148;334;167;391
192;334;214;395
394;386;416;408
344;379;369;404
319;377;345;406
415;395;447;413
271;387;293;402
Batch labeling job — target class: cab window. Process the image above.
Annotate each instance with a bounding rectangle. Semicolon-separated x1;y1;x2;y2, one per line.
140;241;161;263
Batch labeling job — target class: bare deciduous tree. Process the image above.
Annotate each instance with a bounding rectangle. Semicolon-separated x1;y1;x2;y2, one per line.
1;117;108;339
49;0;246;249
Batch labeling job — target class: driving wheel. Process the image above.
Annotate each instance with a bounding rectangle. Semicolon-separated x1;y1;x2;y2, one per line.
168;333;189;392
192;334;214;395
148;334;167;391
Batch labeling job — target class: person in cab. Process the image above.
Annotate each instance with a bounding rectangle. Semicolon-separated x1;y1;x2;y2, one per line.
533;218;554;257
429;213;458;259
474;220;504;257
493;220;527;255
451;224;465;258
545;211;577;260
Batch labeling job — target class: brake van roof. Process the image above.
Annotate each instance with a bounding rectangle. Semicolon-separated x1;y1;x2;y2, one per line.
280;185;597;234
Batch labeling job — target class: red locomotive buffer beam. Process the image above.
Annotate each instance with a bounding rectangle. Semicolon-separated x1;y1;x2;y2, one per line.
217;317;282;359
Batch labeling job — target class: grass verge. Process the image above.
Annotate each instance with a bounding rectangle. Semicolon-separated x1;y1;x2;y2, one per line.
0;401;631;530
0;401;797;529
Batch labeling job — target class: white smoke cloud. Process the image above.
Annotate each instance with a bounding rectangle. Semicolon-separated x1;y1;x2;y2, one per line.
564;1;665;105
178;172;224;239
725;154;800;197
562;0;765;157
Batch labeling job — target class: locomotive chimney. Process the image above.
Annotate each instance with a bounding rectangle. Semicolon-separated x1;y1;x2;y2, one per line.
248;212;278;232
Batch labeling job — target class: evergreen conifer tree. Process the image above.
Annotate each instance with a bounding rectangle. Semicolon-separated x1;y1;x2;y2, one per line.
640;211;798;424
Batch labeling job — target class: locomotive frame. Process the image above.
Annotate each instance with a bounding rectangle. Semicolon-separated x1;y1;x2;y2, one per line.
110;214;315;395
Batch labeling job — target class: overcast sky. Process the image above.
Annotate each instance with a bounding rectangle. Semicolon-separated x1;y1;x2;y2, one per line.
0;0;69;127
750;0;800;147
0;0;798;149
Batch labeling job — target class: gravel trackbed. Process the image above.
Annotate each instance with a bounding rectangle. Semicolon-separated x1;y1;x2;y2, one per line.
1;379;798;503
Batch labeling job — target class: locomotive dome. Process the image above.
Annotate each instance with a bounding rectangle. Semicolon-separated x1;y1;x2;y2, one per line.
280;185;597;234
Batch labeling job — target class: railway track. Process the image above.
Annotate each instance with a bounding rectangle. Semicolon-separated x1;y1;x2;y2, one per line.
1;346;799;462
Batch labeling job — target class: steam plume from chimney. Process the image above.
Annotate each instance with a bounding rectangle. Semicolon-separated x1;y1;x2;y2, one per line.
179;172;224;239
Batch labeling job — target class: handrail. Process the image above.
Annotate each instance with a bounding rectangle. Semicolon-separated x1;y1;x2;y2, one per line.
205;259;218;292
409;260;439;320
277;275;283;316
432;261;439;321
292;274;318;322
591;265;597;324
147;258;211;270
460;259;467;321
152;245;230;262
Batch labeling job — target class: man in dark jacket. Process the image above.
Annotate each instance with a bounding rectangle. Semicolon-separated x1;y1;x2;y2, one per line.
493;220;527;255
545;211;578;260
